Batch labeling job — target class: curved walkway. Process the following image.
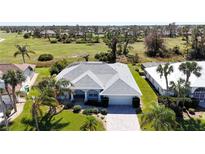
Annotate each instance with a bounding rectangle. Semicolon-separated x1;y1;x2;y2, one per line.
106;105;140;131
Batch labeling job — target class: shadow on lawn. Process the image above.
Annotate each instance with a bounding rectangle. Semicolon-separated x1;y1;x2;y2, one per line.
178;118;205;131
21;116;70;131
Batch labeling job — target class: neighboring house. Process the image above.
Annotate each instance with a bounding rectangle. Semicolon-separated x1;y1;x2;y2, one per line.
57;62;142;105
144;61;205;106
0;64;37;105
40;30;56;37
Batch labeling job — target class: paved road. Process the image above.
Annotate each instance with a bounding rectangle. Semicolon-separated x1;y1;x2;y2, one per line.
106;105;140;131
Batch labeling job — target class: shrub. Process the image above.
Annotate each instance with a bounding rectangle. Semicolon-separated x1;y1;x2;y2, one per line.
158;96;199;118
50;59;69;75
23;33;30;39
172;46;181;55
127;53;140;64
132;97;140;108
139;70;145;76
38;54;54;61
135;67;139;72
63;102;74;109
50;39;58;43
94;52;113;62
82;108;93;115
100;108;108;115
92;107;99;114
136;108;142;114
101;97;109;108
73;105;82;113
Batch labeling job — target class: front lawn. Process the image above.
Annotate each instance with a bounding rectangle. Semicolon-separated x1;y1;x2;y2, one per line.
7;88;104;131
129;64;158;130
1;67;105;131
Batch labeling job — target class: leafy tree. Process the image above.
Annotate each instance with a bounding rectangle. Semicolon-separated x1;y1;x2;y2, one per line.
50;59;69;75
156;63;174;91
188;27;205;59
145;30;166;57
179;61;202;84
80;116;98;131
141;104;178;131
13;45;35;63
2;70;25;112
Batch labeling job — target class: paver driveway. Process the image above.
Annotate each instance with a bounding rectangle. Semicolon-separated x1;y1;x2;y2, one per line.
106;105;140;131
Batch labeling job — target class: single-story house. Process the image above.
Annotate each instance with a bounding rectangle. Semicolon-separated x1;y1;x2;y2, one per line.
40;30;56;37
57;62;142;105
144;61;205;106
0;64;37;105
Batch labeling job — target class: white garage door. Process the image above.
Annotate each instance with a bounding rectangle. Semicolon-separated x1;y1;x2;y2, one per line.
109;96;133;105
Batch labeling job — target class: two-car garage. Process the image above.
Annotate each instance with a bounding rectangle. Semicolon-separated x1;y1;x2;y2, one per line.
108;96;134;105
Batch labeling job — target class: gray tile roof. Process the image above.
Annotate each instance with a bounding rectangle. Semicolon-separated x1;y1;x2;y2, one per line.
57;62;142;97
100;78;140;96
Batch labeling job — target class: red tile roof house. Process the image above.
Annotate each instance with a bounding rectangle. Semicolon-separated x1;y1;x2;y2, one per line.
0;64;37;108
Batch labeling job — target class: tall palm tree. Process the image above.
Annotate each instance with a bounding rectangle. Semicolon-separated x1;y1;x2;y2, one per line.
179;61;202;84
170;78;190;97
0;88;9;130
2;70;25;112
38;76;73;100
31;96;42;131
13;45;35;63
2;78;13;105
141;104;178;131
156;63;174;91
80;116;98;131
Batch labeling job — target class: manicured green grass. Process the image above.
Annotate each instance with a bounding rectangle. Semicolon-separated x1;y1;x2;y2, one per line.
0;31;108;64
0;31;187;64
3;67;105;131
35;67;50;84
129;64;158;130
9;93;104;131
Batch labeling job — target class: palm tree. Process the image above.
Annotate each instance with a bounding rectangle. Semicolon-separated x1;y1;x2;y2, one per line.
13;45;35;63
156;63;174;91
0;88;9;130
38;76;73;100
2;78;13;105
170;78;190;98
141;104;178;131
2;70;25;112
31;96;42;131
80;116;98;131
179;61;202;84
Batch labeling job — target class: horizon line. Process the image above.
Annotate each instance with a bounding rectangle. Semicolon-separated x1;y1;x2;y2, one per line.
0;22;205;26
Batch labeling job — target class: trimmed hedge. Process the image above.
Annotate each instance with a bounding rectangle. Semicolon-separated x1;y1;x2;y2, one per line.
38;54;54;61
73;105;82;113
100;108;108;115
82;107;99;115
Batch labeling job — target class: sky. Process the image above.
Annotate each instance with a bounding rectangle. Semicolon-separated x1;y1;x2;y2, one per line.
0;0;205;25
